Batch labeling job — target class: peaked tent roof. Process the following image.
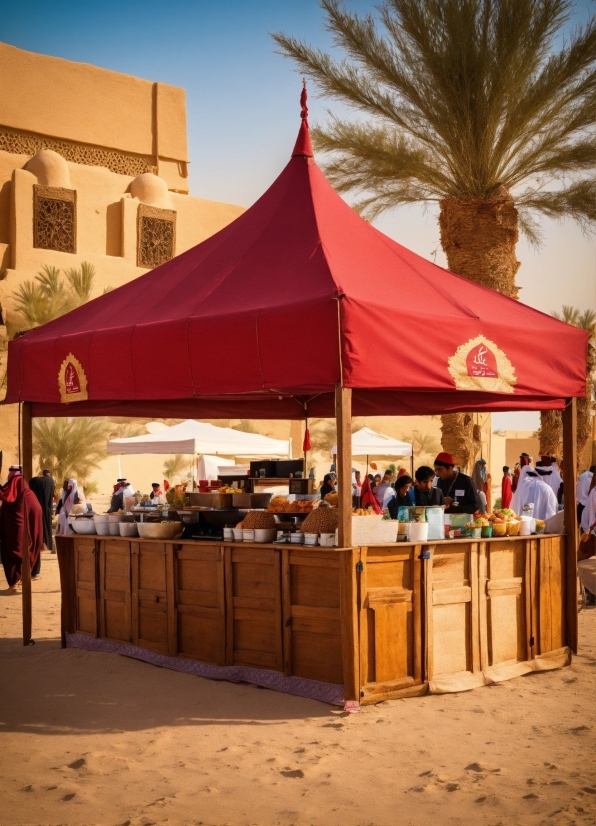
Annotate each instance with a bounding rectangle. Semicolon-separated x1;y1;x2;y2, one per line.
332;427;412;457
106;419;290;457
5;90;586;419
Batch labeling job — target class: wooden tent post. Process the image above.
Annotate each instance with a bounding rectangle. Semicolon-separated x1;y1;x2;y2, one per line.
21;402;33;645
335;387;352;548
562;398;578;653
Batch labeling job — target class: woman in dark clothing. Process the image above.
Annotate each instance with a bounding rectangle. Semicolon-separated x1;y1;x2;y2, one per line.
387;475;414;519
320;473;336;499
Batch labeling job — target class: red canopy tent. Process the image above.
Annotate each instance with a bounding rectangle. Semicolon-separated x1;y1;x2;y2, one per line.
5;88;586;652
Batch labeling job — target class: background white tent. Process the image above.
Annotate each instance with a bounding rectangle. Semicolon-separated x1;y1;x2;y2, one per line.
332;426;413;476
197;455;234;481
107;419;291;457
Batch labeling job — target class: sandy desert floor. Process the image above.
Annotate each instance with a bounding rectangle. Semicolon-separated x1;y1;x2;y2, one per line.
0;551;594;826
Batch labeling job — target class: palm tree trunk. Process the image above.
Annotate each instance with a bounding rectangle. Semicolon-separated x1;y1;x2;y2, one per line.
438;188;521;470
538;410;562;458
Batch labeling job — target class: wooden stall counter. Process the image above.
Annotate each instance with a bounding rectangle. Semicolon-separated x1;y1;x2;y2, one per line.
56;533;572;708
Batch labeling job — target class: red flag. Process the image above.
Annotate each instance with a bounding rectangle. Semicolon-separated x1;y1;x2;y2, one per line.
302;428;311;452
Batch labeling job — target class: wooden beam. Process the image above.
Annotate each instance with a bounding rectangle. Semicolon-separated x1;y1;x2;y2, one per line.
21;495;32;645
335;386;352;548
21;402;33;480
562;398;578;653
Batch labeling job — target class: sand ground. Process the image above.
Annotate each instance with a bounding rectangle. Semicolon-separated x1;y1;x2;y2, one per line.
0;551;594;826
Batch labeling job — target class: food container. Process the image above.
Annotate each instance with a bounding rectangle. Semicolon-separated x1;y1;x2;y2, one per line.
188;492;233;509
232;492;251;508
472;527;482;539
254;528;276;543
108;522;120;535
319;533;335;547
223;527;234;541
233;528;244;542
93;514;109;524
520;517;533;536
408;521;429;542
290;532;304;544
303;533;318;545
481;525;493;538
119;522;139;537
491;522;507;537
398;522;409;536
137;522;184;540
242;529;255;542
449;513;469;529
108;513;124;522
534;520;546;534
71;519;96;535
95;522;110;536
507;521;521;536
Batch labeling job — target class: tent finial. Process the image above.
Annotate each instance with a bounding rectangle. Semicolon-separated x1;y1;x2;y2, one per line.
292;79;314;158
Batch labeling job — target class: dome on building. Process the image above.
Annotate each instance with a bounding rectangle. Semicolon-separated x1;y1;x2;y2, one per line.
130;172;171;207
26;149;71;188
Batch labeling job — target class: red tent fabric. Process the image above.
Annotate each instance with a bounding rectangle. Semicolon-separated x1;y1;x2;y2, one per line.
5;96;587;418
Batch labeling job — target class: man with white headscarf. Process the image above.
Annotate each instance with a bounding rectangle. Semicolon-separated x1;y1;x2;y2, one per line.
510;466;558;521
535;456;563;499
55;479;84;535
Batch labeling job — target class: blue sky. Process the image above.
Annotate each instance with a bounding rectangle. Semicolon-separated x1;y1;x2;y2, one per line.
4;0;595;430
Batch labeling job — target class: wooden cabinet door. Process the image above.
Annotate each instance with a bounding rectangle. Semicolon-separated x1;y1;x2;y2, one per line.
73;538;98;636
98;539;132;643
359;545;423;701
131;542;176;656
537;535;566;654
481;540;529;668
427;543;480;680
176;544;225;665
225;546;283;671
281;548;343;684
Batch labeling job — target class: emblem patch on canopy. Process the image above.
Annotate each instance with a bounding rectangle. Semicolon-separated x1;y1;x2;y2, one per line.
448;336;516;393
58;353;88;403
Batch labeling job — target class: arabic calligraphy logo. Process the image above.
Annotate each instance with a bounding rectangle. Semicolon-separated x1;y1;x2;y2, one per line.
448;336;516;393
58;353;88;403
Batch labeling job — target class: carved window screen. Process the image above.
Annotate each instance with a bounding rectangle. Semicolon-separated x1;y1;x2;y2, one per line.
33;186;77;253
137;204;176;268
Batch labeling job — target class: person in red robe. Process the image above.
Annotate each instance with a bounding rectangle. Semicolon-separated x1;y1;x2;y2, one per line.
0;465;44;592
501;466;513;509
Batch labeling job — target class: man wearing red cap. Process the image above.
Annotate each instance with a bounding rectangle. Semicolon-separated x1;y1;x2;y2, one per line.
434;452;481;514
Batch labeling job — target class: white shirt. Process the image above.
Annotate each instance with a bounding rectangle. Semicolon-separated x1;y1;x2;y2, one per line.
581;486;596;532
537;467;562;497
577;471;594;507
511;467;558;521
375;482;395;509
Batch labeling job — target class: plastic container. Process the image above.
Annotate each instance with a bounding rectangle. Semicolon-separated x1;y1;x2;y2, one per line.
520;517;533;536
137;522;184;540
242;529;255;542
254;528;276;543
108;522;120;535
481;525;493;539
407;521;429;542
303;533;318;545
223;527;234;541
472;527;482;539
95;523;110;536
119;522;139;537
233;529;244;542
491;522;507;537
108;513;124;522
319;533;335;547
93;514;109;524
290;532;304;544
507;521;521;536
71;519;96;535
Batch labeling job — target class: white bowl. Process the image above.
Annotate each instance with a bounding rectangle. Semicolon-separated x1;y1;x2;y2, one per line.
290;533;304;544
108;513;124;522
223;528;234;541
95;523;110;536
93;514;109;524
137;521;184;540
71;519;97;535
303;533;318;546
319;533;335;547
254;528;276;544
119;522;139;537
242;529;255;542
108;522;120;535
233;529;244;542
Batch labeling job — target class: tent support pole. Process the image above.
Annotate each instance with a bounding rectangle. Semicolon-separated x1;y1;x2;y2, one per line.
562;398;578;653
335;386;352;548
21;402;33;646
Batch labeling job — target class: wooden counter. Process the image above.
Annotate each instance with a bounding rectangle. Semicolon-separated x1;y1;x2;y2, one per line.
56;534;571;706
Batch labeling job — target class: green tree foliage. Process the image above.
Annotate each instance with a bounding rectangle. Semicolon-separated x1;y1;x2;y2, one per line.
12;262;111;329
33;417;112;487
163;454;191;483
273;0;595;235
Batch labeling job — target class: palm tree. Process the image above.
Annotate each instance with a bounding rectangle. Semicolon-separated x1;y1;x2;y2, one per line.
11;262;111;330
33;417;112;485
538;305;596;463
273;0;595;468
163;454;191;483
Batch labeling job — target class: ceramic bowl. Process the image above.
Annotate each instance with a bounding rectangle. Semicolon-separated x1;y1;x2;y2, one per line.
253;528;276;543
71;519;96;535
119;522;139;537
137;522;184;540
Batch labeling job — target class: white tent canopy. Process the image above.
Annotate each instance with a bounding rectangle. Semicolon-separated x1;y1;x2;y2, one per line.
331;426;412;457
107;419;291;457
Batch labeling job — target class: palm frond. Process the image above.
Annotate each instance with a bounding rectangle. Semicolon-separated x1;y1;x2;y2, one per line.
516;179;596;232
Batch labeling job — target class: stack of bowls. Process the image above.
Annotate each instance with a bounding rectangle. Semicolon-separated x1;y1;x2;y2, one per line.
93;514;110;536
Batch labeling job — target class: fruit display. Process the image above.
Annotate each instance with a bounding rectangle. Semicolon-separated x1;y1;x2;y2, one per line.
534;519;545;533
218;485;239;493
324;492;339;507
266;496;315;513
352;507;378;516
238;511;276;530
300;506;339;535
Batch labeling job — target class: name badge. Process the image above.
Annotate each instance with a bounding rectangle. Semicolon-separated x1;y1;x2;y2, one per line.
455;490;465;497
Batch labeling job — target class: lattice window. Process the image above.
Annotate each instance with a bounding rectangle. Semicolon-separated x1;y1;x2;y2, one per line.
137;204;176;268
33;186;77;253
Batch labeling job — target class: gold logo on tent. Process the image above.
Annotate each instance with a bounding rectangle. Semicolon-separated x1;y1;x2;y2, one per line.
448;336;516;393
58;353;88;403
